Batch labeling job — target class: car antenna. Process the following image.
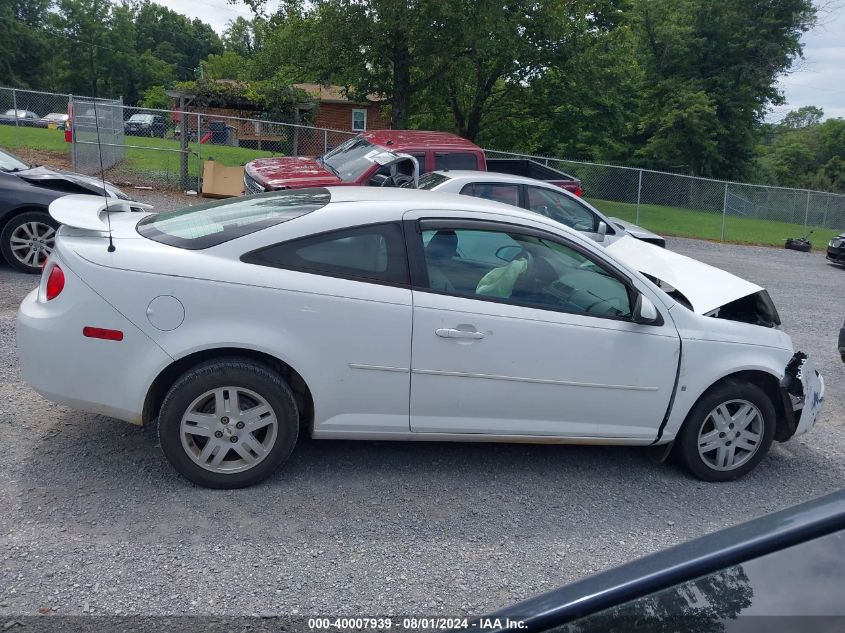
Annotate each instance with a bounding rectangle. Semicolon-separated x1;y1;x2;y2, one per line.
91;96;116;253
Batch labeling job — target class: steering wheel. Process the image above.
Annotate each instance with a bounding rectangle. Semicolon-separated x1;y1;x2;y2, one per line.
380;164;414;187
513;248;535;277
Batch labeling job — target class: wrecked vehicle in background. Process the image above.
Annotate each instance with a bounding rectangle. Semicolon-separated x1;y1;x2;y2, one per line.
0;146;137;274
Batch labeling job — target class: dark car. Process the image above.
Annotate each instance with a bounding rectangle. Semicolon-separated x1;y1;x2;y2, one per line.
827;232;845;266
0;109;40;126
0;146;134;274
839;318;844;363
479;489;845;632
124;113;166;138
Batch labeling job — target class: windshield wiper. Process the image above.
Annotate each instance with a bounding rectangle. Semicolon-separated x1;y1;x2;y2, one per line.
321;159;340;177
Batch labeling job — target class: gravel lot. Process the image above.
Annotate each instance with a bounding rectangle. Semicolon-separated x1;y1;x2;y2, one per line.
1;195;843;619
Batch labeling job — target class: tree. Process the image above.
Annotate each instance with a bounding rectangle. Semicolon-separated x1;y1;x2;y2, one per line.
629;0;817;179
241;0;467;129
0;0;55;90
223;16;266;57
756;108;845;192
780;105;823;129
415;0;630;144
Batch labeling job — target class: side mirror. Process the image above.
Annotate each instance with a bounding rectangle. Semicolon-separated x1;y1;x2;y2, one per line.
633;294;661;325
596;220;607;242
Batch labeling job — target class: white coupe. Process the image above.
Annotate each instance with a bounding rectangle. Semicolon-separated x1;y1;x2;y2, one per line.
17;188;824;488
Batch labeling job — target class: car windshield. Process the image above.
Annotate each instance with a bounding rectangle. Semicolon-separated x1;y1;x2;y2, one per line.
128;114;154;122
0;148;29;172
418;172;451;189
321;137;394;182
137;188;330;249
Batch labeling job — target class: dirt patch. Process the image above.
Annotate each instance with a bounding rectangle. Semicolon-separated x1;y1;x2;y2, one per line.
15;148;73;172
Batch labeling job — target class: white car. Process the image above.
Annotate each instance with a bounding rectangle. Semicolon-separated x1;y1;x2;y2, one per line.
17;188;824;488
418;170;666;247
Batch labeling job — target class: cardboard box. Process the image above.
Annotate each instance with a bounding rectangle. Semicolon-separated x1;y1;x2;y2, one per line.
201;160;244;198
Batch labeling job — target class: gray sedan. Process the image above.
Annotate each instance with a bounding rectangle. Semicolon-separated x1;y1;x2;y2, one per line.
418;170;665;247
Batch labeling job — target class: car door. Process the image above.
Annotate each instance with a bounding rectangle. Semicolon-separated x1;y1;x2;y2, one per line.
242;221;413;435
405;213;680;440
525;185;614;243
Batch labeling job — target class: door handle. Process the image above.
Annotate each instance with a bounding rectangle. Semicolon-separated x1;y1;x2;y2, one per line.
435;328;486;339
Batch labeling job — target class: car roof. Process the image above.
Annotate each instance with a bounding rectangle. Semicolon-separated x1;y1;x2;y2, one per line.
429;170;565;188
323;185;524;212
360;130;481;152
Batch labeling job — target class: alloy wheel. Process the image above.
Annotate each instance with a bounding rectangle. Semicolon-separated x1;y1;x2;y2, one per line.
697;399;764;471
9;221;55;269
180;386;278;474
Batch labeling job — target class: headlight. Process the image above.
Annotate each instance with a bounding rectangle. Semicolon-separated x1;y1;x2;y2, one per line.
831;239;842;248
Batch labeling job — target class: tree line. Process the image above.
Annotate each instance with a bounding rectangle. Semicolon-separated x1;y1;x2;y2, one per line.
2;0;842;192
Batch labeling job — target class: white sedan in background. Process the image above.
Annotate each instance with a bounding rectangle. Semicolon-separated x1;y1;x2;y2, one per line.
418;170;666;247
17;188;823;488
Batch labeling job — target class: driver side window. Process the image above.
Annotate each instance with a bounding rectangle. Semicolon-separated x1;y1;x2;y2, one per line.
526;186;598;232
419;226;632;319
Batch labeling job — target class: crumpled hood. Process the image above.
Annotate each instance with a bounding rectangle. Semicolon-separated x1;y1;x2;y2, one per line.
246;156;343;189
606;235;763;315
17;165;126;199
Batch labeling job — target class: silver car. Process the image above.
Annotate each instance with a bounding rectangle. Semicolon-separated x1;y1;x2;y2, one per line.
418;170;665;247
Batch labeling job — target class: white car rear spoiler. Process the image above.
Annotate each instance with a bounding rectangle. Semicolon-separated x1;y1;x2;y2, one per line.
49;194;152;231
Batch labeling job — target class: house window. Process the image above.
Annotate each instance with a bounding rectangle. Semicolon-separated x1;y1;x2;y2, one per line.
352;109;367;132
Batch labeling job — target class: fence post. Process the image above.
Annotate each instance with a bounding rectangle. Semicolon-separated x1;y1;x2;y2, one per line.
11;88;19;146
803;190;811;227
635;169;643;225
720;182;728;241
179;97;189;190
823;195;830;228
196;112;202;193
323;129;328;154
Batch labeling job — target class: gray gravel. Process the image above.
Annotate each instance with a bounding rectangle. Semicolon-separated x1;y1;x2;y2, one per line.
1;209;843;618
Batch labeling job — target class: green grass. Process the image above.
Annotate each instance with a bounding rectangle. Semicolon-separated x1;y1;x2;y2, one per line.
0;123;71;154
0;124;276;183
121;135;276;180
588;198;841;248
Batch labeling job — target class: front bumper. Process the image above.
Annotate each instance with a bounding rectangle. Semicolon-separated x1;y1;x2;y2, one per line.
784;353;825;436
826;245;845;264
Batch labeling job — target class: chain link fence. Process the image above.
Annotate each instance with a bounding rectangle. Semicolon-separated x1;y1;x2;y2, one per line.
2;86;843;244
0;87;74;167
486;150;845;244
0;86;356;192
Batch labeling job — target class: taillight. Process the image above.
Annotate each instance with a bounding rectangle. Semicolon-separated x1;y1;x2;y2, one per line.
574;187;584;197
45;265;65;301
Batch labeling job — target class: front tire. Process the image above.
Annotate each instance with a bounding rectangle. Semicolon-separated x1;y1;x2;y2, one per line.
674;381;776;481
158;358;299;488
1;211;58;274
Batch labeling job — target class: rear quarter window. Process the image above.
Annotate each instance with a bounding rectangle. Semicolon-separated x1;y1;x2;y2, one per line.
137;189;330;249
435;153;480;170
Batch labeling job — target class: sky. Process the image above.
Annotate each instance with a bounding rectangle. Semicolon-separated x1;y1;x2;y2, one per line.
156;0;845;122
771;2;845;122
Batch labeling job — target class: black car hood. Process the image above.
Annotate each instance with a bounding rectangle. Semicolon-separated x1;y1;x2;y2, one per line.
15;166;125;198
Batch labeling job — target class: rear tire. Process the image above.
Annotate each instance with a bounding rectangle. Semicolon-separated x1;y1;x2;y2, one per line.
674;381;776;482
158;358;299;489
1;210;58;274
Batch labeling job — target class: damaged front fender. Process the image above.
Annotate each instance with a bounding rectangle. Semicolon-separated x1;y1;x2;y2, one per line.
778;352;825;441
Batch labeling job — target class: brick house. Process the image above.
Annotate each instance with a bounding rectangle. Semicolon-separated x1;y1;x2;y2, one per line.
292;83;390;133
169;82;389;154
